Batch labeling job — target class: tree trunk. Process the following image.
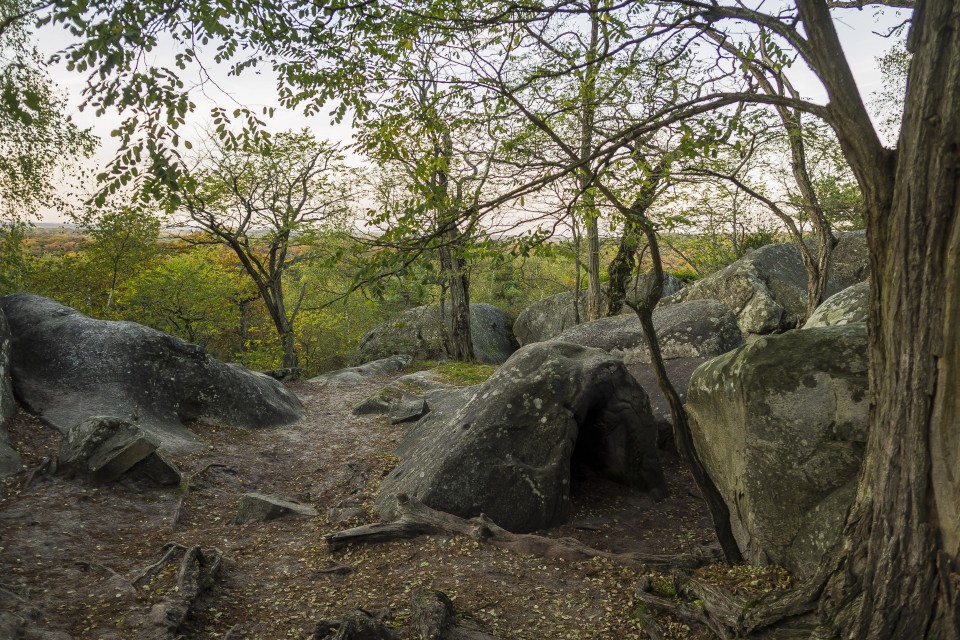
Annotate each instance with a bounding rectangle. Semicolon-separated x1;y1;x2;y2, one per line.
579;0;602;322
627;221;743;565
605;221;640;317
606;165;664;316
439;232;474;362
814;0;960;636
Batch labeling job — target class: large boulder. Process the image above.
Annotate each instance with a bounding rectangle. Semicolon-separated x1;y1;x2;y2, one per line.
663;243;810;334
552;299;743;364
355;303;517;365
821;230;870;288
626;357;707;448
513;273;684;346
803;281;869;329
377;342;665;532
686;325;869;578
0;310;19;478
0;294;303;453
665;237;869;337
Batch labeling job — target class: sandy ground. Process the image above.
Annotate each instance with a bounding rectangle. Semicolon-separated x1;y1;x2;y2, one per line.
0;371;716;639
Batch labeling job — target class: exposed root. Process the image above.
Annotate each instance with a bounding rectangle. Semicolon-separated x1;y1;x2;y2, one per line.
130;542;188;587
326;494;721;570
144;545;223;639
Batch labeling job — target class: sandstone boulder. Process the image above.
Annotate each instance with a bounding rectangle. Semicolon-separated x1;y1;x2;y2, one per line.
626;357;708;448
663;243;810;334
310;355;411;384
59;416;181;485
803;281;869;329
355;303;517;365
686;325;869;578
665;237;870;336
0;294;303;453
513;272;683;346
0;309;19;478
377;342;664;532
352;371;454;416
552;299;742;364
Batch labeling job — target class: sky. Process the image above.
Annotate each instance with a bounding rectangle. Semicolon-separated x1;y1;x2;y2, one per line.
35;3;910;223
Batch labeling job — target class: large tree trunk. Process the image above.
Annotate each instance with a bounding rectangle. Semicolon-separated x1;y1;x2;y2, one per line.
814;0;960;636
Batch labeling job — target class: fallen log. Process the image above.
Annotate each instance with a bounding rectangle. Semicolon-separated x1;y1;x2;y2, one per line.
326;494;721;570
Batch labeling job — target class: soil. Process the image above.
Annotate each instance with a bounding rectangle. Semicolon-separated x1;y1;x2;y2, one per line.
0;371;717;639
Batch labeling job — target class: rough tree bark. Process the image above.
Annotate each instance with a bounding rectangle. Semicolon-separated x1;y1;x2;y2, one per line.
806;0;960;635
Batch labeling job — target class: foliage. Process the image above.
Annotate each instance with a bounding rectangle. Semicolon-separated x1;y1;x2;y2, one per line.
0;0;95;223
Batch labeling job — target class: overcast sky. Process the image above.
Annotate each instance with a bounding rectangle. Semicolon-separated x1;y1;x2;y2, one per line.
36;4;910;223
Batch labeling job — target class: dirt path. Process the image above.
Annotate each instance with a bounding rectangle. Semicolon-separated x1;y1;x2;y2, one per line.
0;372;715;639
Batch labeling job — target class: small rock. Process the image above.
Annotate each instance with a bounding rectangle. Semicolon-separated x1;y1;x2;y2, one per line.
388;395;428;424
328;507;366;523
59;416;158;482
235;493;319;524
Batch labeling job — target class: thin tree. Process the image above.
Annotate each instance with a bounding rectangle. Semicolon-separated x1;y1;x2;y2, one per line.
182;131;354;370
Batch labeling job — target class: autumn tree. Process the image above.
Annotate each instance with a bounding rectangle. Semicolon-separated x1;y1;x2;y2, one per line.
181;131;355;370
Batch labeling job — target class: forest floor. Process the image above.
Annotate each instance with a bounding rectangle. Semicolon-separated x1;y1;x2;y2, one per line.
0;369;727;639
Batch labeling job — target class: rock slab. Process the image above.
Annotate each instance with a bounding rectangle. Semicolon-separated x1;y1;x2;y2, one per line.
513;272;684;346
686;325;869;578
59;415;181;485
377;342;665;532
0;293;303;453
235;493;319;524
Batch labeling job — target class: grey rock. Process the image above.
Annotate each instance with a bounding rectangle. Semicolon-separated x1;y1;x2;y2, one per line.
665;237;870;337
0;293;303;453
803;281;869;329
126;450;182;486
235;492;319;524
552;299;743;364
663;243;810;334
0;309;19;478
626;357;708;449
310;355;412;384
377;342;664;532
388;395;428;424
328;507;366;523
686;325;869;578
513;273;684;346
355;304;518;365
59;416;158;482
512;291;587;348
352;370;453;416
820;230;870;289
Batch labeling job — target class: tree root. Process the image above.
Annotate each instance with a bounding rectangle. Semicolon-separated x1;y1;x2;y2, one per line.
326;494;721;570
632;568;824;639
131;542;188;587
144;545;223;639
